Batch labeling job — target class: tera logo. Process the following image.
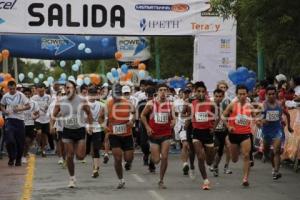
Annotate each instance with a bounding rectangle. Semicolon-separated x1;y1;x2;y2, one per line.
139;18;180;31
135;4;189;12
0;18;5;24
0;0;17;9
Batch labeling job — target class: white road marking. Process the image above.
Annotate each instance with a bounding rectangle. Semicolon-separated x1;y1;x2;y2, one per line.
131;174;145;183
148;190;165;200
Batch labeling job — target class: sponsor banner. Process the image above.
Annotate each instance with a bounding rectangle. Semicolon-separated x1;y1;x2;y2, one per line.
193;35;236;98
0;0;236;36
116;37;151;62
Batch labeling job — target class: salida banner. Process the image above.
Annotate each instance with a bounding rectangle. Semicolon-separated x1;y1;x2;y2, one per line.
0;0;236;36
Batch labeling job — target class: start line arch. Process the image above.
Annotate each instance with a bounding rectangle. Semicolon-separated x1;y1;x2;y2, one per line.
0;0;236;93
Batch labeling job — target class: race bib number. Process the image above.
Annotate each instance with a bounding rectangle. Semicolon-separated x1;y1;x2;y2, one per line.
92;122;102;133
113;124;127;135
235;114;249;126
65;116;79;126
266;111;280;121
195;112;208;122
154;113;169;124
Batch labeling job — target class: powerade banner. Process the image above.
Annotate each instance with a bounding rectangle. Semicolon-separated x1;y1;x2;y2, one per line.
0;35;117;59
0;0;236;36
117;37;151;62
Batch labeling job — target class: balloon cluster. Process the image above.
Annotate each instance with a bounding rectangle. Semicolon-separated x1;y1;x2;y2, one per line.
76;74;102;86
0;73;16;92
228;66;257;91
106;65;133;84
168;76;188;89
78;43;92;54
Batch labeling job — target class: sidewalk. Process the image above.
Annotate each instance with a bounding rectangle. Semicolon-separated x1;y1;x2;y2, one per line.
0;157;26;200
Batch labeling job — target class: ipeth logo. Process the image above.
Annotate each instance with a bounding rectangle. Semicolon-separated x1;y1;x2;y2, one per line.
0;18;5;24
140;18;147;31
0;0;17;10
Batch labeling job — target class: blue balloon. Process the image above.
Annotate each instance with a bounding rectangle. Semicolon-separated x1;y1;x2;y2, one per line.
237;66;249;79
121;64;128;74
112;69;119;78
60;73;67;80
101;38;109;47
78;43;86;51
0;76;4;83
72;64;79;72
245;78;256;91
249;70;256;79
139;70;146;79
228;70;238;84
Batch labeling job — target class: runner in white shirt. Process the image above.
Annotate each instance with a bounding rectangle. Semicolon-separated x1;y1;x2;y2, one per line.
48;90;66;166
31;83;52;157
0;81;30;166
86;87;105;178
23;88;40;164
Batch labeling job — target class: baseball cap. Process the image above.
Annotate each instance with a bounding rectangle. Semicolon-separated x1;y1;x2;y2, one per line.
122;85;131;93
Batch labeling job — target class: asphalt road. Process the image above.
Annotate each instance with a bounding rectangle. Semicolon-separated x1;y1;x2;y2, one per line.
30;154;300;200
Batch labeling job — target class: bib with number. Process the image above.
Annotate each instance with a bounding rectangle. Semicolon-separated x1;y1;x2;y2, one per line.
65;115;79;126
216;120;225;130
113;124;127;135
92;122;102;133
195;112;208;122
154;113;169;124
266;111;280;121
235;114;249;126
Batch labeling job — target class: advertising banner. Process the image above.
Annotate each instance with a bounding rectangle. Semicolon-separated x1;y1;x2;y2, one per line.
193;34;236;97
0;0;236;36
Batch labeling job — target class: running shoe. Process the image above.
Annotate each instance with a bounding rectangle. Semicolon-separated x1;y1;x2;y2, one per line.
242;178;249;187
41;151;46;157
189;169;196;180
202;180;211;190
103;154;109;164
273;172;282;180
80;159;87;164
92;169;99;178
22;157;28;164
149;161;156;173
8;158;14;166
117;181;125;189
124;162;132;171
213;168;219;177
183;164;190;175
68;177;76;188
58;158;64;165
224;166;233;174
209;166;214;172
158;181;167;189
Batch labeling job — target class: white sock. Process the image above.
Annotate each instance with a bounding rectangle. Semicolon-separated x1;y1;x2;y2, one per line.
204;179;209;184
120;178;124;183
183;162;188;167
70;176;76;180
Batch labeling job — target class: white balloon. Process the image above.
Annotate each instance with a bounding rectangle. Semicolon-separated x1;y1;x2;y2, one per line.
76;79;83;86
34;78;39;84
78;43;86;51
18;73;25;82
84;77;91;85
28;72;34;79
75;59;82;66
85;48;92;54
47;76;54;84
85;36;91;40
38;73;44;80
72;64;79;72
60;61;66;67
60;73;67;80
43;81;49;87
68;76;75;82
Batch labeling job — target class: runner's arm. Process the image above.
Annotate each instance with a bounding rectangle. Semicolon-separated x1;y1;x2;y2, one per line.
141;102;153;132
221;102;234;131
282;107;294;133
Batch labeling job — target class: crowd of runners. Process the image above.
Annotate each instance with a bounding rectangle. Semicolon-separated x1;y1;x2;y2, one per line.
0;74;298;190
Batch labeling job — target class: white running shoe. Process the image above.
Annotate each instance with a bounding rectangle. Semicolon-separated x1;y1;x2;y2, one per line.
58;158;64;165
189;169;196;180
68;178;76;188
21;157;27;164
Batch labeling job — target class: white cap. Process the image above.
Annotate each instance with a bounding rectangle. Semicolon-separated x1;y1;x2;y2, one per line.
102;83;109;87
275;74;287;82
122;85;131;93
16;84;22;88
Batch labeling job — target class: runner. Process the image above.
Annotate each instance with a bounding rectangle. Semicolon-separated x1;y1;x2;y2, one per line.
211;88;230;177
137;86;156;170
222;84;257;187
174;88;192;175
51;80;93;188
185;81;215;190
216;81;233;174
86;86;105;178
98;84;110;164
48;90;66;166
260;85;293;180
141;83;175;189
32;83;52;157
22;87;40;164
0;81;30;166
106;84;135;189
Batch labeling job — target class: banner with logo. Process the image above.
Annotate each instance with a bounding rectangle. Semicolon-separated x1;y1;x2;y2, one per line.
193;35;236;97
116;37;151;62
0;0;236;36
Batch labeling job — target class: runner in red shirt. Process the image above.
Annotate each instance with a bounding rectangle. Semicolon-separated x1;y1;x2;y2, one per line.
185;81;216;190
141;83;175;189
222;85;257;187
